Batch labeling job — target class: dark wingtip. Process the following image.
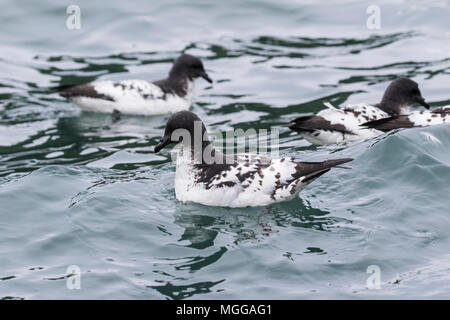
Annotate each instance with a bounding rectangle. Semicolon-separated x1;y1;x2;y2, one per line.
324;158;353;167
51;84;77;98
282;115;313;132
50;83;114;101
300;158;353;183
360;119;380;129
51;84;75;92
360;117;403;132
302;168;331;183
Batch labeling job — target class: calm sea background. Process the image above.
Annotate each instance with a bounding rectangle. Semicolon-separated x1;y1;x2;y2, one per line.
1;0;450;299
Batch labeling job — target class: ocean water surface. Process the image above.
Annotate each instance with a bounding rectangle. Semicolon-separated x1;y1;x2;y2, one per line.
1;0;450;299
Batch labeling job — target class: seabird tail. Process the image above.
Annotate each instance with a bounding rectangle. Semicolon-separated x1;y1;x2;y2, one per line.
296;158;353;183
281;99;342;131
283;115;316;132
52;84;76;91
284;115;351;134
51;84;79;98
51;83;114;101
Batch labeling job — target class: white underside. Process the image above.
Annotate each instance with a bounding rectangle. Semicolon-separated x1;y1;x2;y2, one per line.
70;79;194;115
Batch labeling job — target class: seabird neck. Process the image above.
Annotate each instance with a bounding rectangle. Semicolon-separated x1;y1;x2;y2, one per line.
377;100;410;116
177;140;217;165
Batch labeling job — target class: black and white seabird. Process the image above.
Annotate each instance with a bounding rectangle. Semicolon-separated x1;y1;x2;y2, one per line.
361;106;450;131
56;54;212;115
285;78;430;145
154;111;352;207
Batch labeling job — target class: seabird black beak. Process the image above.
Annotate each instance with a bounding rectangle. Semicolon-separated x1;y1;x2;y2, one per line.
416;96;430;109
154;136;172;153
200;71;212;84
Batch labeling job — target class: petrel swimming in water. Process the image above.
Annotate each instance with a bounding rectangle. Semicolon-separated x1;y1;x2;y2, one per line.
56;54;212;115
285;78;430;145
154;111;353;208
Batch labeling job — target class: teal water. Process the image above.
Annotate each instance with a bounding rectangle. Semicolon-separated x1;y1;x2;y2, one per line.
1;0;450;299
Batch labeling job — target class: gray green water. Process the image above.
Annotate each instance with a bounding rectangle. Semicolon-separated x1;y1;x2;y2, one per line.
1;0;450;299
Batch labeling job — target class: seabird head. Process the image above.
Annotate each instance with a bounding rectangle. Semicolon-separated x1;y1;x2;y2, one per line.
379;77;429;115
154;111;209;153
169;54;212;83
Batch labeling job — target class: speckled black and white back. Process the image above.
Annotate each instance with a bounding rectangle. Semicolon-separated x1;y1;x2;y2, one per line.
286;78;430;145
68;79;194;115
362;106;450;132
174;146;352;207
57;54;211;115
289;102;389;145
